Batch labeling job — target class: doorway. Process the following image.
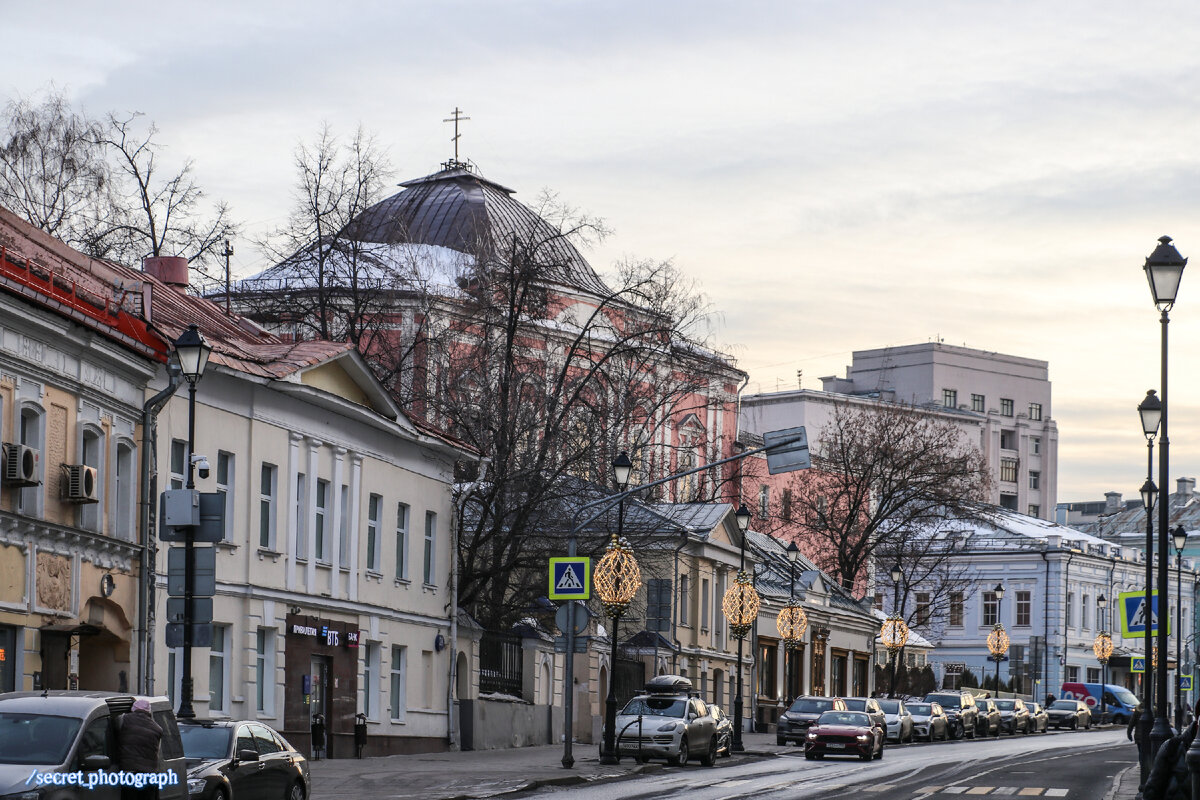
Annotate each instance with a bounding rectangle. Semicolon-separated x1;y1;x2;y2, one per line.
309;656;331;757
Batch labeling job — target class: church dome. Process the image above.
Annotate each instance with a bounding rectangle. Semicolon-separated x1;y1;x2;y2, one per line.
350;165;611;297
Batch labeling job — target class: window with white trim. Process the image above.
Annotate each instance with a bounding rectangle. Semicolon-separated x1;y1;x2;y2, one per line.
209;625;229;714
216;452;234;541
315;479;330;562
115;442;135;541
256;628;275;715
366;494;382;572
259;463;277;549
395;503;409;581
423;511;436;585
338;484;350;568
363;643;380;720
169;438;186;490
390;645;407;722
295;473;307;560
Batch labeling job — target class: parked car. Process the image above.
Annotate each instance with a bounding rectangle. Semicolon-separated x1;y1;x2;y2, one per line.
994;698;1031;735
776;696;847;746
839;697;887;735
0;691;186;800
179;720;310;800
804;710;884;761
613;675;718;766
1060;682;1141;724
975;698;1002;737
878;699;914;743
1047;698;1092;730
906;701;949;741
707;703;733;758
1028;702;1049;733
924;691;980;740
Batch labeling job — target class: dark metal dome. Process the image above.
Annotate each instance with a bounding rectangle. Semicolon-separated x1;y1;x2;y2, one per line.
350;166;611;296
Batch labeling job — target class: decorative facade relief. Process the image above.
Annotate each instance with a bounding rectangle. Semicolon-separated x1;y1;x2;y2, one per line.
36;551;71;611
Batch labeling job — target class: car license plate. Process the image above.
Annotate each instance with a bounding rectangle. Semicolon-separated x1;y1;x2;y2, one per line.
827;743;845;749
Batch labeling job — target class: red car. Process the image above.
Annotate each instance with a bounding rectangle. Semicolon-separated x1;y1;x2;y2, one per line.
804;710;884;761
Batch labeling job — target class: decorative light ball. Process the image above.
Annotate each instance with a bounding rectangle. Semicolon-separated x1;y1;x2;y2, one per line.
880;614;909;652
593;535;641;618
721;570;760;638
1153;646;1160;670
986;623;1010;658
777;600;809;648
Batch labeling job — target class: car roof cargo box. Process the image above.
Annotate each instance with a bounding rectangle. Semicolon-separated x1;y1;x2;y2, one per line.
645;675;693;694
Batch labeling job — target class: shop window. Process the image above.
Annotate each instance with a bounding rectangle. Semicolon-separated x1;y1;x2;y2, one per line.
757;641;778;698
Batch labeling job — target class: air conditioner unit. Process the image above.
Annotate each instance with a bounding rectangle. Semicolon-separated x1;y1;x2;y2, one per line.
2;443;39;486
62;464;99;503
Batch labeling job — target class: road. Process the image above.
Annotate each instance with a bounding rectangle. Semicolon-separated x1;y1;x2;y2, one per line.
531;729;1136;799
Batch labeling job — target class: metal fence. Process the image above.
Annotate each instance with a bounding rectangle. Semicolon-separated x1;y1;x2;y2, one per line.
479;631;523;698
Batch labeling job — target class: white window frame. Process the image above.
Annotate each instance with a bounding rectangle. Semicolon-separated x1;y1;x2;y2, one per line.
363;643;381;721
423;511;436;586
169;438;187;490
114;441;135;542
338;484;350;568
259;463;277;550
315;479;330;563
295;473;308;561
209;625;230;715
390;645;407;722
395;503;409;582
256;628;276;716
366;494;382;573
79;425;104;532
216;451;234;542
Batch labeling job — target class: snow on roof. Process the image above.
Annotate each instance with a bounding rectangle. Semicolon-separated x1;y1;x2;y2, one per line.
872;608;935;649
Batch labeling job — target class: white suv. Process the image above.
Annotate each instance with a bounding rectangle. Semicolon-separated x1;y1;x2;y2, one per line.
614;676;718;766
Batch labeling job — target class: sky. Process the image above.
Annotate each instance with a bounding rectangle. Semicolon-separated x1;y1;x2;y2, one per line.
6;0;1200;503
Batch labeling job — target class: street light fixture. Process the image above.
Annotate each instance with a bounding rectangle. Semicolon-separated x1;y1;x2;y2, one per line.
1095;592;1112;722
882;563;904;697
990;584;1006;696
1175;526;1188;728
172;324;211;721
1145;235;1187;762
776;542;807;703
1137;387;1162;785
723;504;756;752
595;533;641;764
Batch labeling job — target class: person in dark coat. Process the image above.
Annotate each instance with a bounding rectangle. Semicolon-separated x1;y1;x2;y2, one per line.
118;699;163;800
1045;693;1056;707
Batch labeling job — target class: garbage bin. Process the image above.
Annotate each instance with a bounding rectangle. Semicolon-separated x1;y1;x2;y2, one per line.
355;713;367;758
311;714;326;761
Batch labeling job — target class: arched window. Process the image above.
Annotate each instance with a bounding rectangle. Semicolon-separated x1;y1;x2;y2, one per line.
79;425;104;532
18;404;44;517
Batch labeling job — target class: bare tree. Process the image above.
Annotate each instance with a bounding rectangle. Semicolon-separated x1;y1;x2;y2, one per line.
875;524;979;643
92;112;237;281
0;90;108;249
765;399;992;593
436;203;734;626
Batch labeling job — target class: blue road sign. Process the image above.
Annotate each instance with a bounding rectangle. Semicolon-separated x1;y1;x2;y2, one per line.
1132;657;1146;674
549;557;590;600
1120;590;1170;637
1181;675;1193;691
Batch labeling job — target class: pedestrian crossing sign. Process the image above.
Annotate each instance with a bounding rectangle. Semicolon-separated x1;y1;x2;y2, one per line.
1132;657;1146;674
549;557;591;600
1181;675;1193;691
1119;590;1170;638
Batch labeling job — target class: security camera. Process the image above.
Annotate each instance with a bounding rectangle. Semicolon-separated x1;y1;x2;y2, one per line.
192;454;211;480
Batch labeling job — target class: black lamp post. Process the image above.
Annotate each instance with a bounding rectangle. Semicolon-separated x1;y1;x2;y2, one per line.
993;583;1006;694
1145;235;1186;761
890;563;902;696
1138;388;1162;783
731;503;752;752
1096;594;1111;721
784;542;801;701
1175;525;1188;729
173;323;211;720
598;452;634;765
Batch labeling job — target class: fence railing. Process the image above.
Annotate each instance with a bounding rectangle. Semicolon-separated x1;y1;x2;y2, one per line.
479;631;523;699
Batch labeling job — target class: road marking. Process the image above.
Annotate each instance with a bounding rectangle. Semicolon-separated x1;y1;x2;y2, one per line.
992;789;1018;796
942;790;968;795
1017;790;1045;796
917;788;944;794
1044;791;1068;797
967;790;994;796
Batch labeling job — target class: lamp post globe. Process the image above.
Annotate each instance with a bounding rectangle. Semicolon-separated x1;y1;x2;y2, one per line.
612;451;632;490
595;535;640;764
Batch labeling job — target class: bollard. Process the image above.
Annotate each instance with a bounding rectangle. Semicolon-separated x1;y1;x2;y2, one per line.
1188;719;1200;799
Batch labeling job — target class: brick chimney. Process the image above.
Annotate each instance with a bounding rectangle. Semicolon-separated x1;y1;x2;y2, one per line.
142;256;189;292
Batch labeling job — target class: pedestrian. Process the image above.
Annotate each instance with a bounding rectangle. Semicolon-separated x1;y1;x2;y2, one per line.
1045;693;1056;707
118;699;162;800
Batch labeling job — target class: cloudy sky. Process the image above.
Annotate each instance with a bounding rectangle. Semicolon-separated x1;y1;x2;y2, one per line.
7;1;1200;502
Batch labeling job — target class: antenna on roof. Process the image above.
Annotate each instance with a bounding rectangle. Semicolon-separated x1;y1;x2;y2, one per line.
442;107;472;171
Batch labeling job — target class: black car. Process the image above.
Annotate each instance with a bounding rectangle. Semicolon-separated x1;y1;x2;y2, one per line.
777;697;847;745
924;692;980;740
708;703;733;757
180;720;310;800
975;698;1002;737
1047;699;1092;730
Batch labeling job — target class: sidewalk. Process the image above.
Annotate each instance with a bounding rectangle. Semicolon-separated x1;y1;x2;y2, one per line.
307;733;779;800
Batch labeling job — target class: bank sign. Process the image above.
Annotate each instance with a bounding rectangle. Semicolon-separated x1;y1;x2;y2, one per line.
288;620;360;648
1119;590;1170;638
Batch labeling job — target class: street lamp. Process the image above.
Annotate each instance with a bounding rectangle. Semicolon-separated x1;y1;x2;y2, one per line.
595;533;641;764
722;503;756;752
1138;387;1162;784
1095;593;1113;722
1175;525;1188;728
991;583;1006;696
173;324;211;720
883;563;903;697
776;542;807;703
1145;235;1187;761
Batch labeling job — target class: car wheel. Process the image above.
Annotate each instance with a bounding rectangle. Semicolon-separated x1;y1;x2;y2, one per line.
287;782;305;800
860;749;872;761
1085;718;1092;730
1070;719;1078;730
875;742;884;760
966;722;976;740
701;736;717;767
215;788;229;800
670;737;689;766
805;752;815;760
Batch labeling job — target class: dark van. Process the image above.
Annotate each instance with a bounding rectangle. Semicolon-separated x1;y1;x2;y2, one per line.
0;692;185;800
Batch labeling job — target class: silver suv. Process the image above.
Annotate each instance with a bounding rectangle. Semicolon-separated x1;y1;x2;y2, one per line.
614;675;718;766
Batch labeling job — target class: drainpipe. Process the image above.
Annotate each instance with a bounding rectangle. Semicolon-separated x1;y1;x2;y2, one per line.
1060;549;1076;692
446;487;460;749
139;363;182;694
1041;549;1051;697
